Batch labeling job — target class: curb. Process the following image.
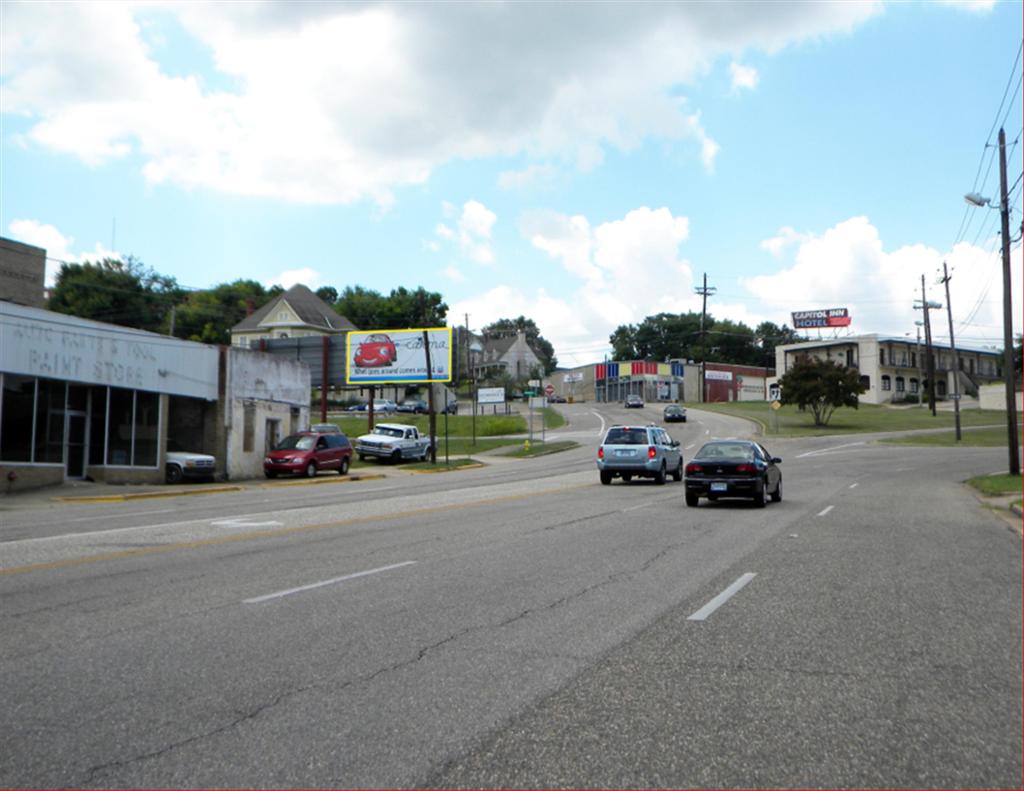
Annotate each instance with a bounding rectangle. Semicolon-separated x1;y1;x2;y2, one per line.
405;461;486;474
53;485;245;503
260;473;387;487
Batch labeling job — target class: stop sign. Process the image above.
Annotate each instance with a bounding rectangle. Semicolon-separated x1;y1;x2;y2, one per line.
544;384;555;396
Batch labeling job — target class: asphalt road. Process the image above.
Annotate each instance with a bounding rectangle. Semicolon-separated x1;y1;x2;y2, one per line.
1;403;1020;788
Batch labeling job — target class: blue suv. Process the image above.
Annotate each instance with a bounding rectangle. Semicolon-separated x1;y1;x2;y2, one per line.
597;424;683;485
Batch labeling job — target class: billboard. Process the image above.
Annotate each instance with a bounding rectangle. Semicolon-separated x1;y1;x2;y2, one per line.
791;308;851;329
345;328;452;384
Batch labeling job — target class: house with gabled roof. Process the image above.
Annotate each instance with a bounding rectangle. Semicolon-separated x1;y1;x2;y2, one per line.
471;329;544;382
230;284;358;348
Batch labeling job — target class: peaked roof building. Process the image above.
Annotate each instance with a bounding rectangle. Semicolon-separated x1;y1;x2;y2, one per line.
231;284;358;347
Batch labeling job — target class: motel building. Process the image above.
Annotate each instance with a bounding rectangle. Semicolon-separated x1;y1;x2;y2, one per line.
773;334;1004;406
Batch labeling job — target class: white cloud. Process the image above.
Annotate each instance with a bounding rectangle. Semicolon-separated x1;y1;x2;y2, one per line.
455;206;701;363
443;265;465;283
2;2;881;205
743;216;1022;343
936;0;997;13
434;200;497;265
7;219;120;285
497;163;558;191
760;226;812;257
729;62;759;91
266;267;323;290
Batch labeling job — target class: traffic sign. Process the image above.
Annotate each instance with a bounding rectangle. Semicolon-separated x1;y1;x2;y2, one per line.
544;384;555;396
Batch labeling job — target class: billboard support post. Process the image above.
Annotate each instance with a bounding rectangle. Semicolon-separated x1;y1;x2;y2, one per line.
423;330;437;464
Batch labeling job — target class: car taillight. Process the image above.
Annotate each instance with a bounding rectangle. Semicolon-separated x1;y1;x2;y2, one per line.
648;446;657;459
736;464;755;474
597;447;604;460
686;463;702;475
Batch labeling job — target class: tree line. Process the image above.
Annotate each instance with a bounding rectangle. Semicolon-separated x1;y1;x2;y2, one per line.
45;257;559;376
609;312;802;369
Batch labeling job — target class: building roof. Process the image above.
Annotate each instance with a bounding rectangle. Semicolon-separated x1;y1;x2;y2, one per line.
231;284;357;333
778;333;1001;357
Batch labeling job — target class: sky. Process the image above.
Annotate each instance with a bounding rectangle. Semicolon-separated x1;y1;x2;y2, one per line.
2;0;1022;368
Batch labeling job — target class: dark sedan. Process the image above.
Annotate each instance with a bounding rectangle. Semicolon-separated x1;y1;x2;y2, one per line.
663;404;687;422
684;439;781;508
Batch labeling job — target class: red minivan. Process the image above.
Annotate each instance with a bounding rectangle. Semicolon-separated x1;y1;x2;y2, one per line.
264;431;353;478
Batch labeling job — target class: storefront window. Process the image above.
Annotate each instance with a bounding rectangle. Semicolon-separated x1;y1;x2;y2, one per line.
107;388;134;465
89;387;108;465
134;391;159;466
0;375;35;462
34;379;66;464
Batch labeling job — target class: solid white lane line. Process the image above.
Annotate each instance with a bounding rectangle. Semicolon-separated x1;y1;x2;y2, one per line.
818;505;835;517
687;573;757;622
796;441;866;459
245;561;417;604
849;483;859;489
590;410;607;437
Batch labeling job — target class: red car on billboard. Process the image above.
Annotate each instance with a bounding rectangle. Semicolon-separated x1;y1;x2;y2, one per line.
354;333;398;367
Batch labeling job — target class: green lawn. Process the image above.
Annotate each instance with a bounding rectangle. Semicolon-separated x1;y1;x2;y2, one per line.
880;426;1023;448
965;473;1023;497
689;401;1013;437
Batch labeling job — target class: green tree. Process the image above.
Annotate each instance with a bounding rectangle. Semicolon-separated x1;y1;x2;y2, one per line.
316;286;339;305
481;316;558;374
48;256;181;333
172;279;276;344
778;356;866;427
334;285;447;329
755;321;802;368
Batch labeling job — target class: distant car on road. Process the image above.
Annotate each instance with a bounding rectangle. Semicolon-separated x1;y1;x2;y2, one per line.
264;431;353;478
353;333;398;367
596;424;683;485
624;394;644;408
310;423;341;434
347;399;397;414
396;399;429;414
684;439;782;508
663;404;687;423
548;394;567;403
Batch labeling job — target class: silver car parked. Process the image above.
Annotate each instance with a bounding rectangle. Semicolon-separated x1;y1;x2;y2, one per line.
596;424;683;485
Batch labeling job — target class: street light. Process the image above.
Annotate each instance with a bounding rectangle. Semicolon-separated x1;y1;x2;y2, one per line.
469;339;482;446
964;126;1019;475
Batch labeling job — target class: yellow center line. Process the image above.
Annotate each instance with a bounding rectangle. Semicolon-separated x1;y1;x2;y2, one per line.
2;481;593;576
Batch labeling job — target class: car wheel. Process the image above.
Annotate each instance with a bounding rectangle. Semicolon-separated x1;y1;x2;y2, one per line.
685;492;699;507
165;464;183;485
672;459;683;482
771;477;782;502
305;461;317;478
600;471;612;485
339;457;350;475
622;474;632;482
654;462;666;485
264;470;277;479
753;479;767;508
682;417;687;422
391;449;402;464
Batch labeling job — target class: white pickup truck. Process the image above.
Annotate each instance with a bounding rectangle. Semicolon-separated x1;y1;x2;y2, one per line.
354;423;432;463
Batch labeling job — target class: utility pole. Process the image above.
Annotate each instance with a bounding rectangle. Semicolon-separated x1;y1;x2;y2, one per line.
915;321;924;407
997;128;1020;475
915;275;937;416
939;261;962;440
694;273;716;403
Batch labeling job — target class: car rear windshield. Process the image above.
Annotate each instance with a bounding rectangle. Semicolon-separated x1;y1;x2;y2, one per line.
694;443;754;461
604;428;649;445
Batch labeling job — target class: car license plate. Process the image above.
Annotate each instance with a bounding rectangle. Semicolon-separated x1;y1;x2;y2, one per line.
710;482;728;492
615;449;636;457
